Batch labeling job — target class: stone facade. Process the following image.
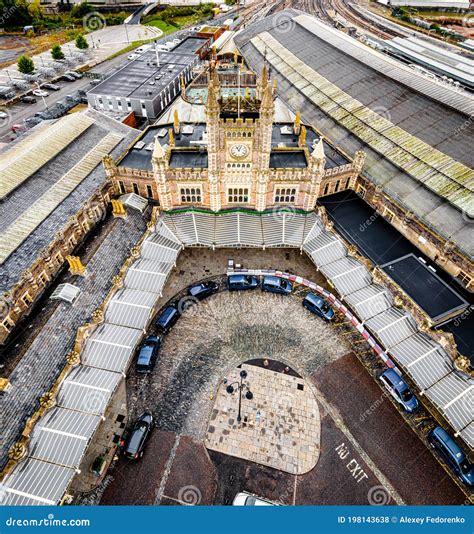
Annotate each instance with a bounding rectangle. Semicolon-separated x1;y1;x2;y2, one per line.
0;185;113;345
105;66;365;214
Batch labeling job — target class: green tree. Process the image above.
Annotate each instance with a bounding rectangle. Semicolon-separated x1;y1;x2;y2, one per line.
75;34;89;49
70;1;93;19
51;44;64;60
17;54;34;74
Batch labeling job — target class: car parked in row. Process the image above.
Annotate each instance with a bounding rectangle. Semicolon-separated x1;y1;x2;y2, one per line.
379;369;418;413
302;293;335;322
261;275;292;295
42;83;60;91
155;305;179;334
428;426;474;487
136;335;161;374
121;412;154;460
20;95;37;104
65;70;82;79
188;280;219;300
32;89;48;98
61;74;76;82
227;274;259;291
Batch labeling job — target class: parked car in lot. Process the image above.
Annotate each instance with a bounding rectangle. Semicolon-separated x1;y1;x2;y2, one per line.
378;369;418;413
232;492;278;506
155;305;179;334
428;427;474;487
261;276;292;295
227;274;259;291
187;280;219;300
302;293;335;321
42;83;60;91
89;79;101;86
65;70;82;79
61;74;76;82
122;412;154;460
20;96;37;104
128;53;140;61
136;335;161;374
32;89;48;97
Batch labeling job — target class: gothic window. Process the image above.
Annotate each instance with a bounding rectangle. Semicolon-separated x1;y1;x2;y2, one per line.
274;188;297;203
180;187;202;203
146;185;153;198
228;188;249;204
323;183;330;195
118;181;126;194
334;180;341;192
22;292;33;307
458;271;472;288
132;183;139;195
345;177;351;189
1;316;14;333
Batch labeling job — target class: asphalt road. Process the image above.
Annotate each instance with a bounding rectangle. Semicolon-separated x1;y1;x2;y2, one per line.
0;26;196;144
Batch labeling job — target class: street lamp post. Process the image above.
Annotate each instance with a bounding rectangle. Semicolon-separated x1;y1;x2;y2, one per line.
225;370;253;423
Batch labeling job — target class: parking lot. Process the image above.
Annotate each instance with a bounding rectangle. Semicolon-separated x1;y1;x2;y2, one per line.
83;248;467;506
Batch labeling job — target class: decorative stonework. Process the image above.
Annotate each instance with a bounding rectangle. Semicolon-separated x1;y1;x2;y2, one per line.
8;443;27;462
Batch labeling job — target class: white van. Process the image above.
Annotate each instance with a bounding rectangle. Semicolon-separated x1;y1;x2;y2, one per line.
232;492;278;506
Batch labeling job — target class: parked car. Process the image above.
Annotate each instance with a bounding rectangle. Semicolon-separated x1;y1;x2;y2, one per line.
89;79;101;86
187;280;219;300
136;335;161;374
232;492;277;506
20;96;37;104
261;276;292;295
122;412;154;460
42;83;60;91
428;427;474;487
65;70;82;79
379;369;418;413
155;305;179;334
32;89;48;97
228;274;259;291
61;74;76;82
0;111;8;119
302;293;335;322
128;53;140;61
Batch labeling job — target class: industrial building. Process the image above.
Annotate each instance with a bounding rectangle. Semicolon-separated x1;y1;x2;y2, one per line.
87;38;208;120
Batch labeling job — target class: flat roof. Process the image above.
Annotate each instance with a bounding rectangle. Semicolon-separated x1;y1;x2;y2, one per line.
88;50;196;101
172;36;209;55
270;150;307;169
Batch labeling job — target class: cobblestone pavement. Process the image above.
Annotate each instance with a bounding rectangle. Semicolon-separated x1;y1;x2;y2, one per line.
127;288;351;441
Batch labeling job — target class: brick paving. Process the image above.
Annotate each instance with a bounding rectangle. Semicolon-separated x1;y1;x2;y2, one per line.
206;364;320;475
0;210;147;469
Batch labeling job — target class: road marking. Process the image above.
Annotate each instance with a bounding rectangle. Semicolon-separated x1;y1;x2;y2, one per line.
311;384;405;505
154;434;181;505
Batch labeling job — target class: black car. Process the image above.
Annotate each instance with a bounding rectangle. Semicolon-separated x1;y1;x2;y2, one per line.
20;96;37;104
428;427;474;487
42;83;60;91
187;280;219;300
155;305;179;333
136;335;161;374
122;412;154;460
227;274;259;291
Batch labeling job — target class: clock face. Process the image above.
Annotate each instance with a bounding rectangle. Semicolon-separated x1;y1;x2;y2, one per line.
230;144;250;160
